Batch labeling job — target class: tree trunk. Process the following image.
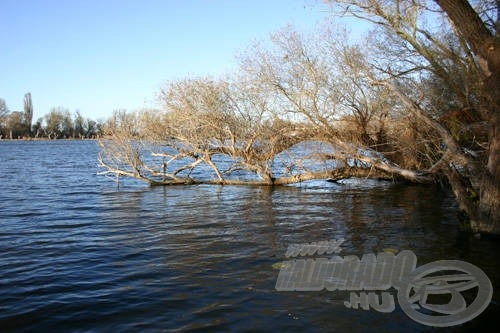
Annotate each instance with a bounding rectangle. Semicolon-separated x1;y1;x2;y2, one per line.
476;103;500;234
435;0;500;235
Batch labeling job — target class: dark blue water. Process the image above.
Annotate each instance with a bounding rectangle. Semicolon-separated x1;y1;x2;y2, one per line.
0;140;498;332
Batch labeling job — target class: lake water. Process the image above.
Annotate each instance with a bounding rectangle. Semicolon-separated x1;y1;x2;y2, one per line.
0;140;498;332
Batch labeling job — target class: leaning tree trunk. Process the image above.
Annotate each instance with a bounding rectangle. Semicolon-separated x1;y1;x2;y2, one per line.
435;0;500;235
477;81;500;234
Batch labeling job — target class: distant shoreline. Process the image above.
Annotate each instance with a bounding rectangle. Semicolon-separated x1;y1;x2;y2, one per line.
0;137;99;141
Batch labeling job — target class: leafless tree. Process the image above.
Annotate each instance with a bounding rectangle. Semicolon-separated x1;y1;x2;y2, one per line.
99;2;499;235
0;98;9;138
324;0;499;234
98;74;425;186
24;93;33;136
239;26;432;179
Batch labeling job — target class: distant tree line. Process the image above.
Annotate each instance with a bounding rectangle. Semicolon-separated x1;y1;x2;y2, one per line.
0;94;104;139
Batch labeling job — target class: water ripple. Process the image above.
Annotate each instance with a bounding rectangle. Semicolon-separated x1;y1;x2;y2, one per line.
0;141;499;332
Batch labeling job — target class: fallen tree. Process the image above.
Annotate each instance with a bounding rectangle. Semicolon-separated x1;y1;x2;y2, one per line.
98;1;499;235
98;135;433;187
98;76;433;186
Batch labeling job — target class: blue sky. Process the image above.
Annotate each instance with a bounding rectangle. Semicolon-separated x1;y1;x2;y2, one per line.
0;0;359;121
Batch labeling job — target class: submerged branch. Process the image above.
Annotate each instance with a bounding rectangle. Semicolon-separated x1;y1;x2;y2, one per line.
112;164;426;187
98;138;435;186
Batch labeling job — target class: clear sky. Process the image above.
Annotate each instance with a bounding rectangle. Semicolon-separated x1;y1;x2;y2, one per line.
0;0;350;121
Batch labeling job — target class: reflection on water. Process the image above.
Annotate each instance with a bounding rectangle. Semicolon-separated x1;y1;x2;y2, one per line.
0;141;498;332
